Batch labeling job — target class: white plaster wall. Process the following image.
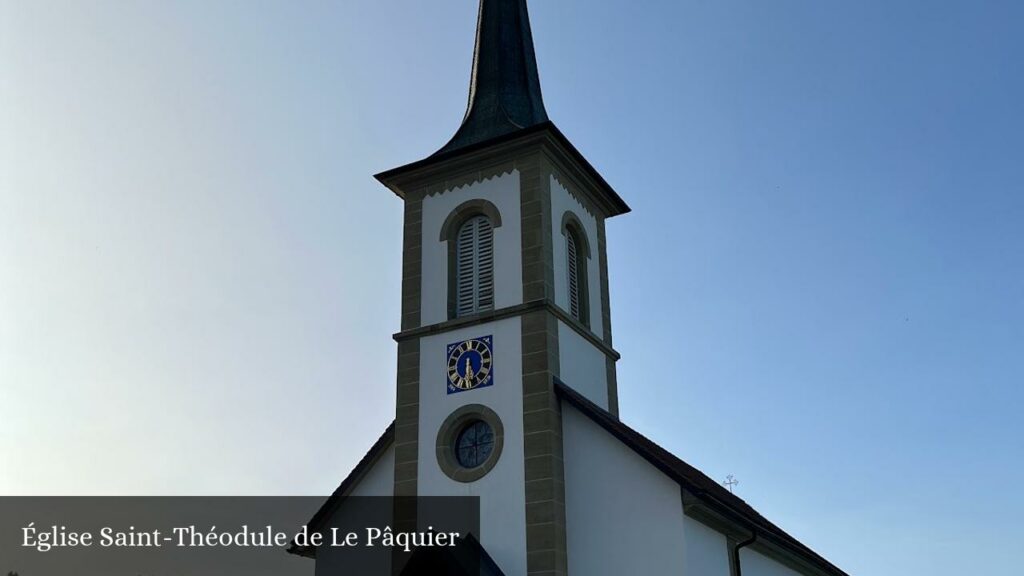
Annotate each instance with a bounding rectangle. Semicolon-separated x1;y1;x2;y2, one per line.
416;317;526;575
349;444;395;497
314;445;395;576
563;403;686;575
741;548;805;576
550;176;603;337
556;320;608;410
683;515;732;576
420;171;523;326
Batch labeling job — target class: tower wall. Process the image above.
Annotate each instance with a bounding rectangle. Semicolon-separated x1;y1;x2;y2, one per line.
386;138;625;576
549;172;616;410
414;171;529;574
416;316;527;574
551;175;604;337
420;171;524;325
556;321;609;409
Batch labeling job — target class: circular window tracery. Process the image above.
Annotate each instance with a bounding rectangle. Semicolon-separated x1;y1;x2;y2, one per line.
455;420;495;468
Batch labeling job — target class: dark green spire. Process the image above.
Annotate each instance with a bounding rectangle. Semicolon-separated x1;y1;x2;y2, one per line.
435;0;549;156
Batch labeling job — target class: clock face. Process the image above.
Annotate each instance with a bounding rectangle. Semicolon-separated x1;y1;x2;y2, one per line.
446;335;494;394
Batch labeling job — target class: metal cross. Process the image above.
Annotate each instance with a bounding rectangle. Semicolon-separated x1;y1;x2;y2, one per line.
723;474;739;494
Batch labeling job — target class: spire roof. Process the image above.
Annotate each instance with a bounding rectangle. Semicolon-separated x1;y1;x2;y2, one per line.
376;0;629;218
434;0;549;156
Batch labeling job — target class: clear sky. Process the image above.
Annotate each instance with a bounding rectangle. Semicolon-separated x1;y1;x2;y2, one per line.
1;1;1022;574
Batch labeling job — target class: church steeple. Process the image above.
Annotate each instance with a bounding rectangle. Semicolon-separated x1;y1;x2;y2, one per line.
371;3;629;574
435;0;549;156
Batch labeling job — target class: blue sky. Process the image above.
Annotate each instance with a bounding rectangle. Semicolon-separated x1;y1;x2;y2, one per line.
2;1;1022;574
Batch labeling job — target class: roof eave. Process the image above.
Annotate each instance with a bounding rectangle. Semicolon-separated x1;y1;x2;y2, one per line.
288;422;396;559
374;122;630;217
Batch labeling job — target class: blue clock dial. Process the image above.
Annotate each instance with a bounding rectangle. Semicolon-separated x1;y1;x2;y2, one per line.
446;336;494;394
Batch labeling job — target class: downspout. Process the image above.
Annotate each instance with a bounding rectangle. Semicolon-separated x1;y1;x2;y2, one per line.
731;531;757;576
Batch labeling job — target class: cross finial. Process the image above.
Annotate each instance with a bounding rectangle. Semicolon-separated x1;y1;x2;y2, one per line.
723;474;739;494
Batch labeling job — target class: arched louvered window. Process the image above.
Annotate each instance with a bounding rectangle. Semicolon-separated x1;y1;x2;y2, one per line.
455;215;495;317
567;231;581;319
562;215;590;327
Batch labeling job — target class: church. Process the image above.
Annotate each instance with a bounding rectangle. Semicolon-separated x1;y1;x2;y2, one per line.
295;1;848;575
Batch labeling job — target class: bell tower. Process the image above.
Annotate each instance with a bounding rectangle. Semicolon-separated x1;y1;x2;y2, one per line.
375;1;629;574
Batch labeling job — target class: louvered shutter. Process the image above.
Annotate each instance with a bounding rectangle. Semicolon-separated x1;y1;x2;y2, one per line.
567;232;580;320
456;219;477;316
455;215;495;317
476;216;494;311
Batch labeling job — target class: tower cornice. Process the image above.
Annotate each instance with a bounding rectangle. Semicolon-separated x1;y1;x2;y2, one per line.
390;298;621;361
375;122;631;218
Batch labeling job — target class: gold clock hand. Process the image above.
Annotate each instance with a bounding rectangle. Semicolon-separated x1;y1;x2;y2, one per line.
465;357;475;387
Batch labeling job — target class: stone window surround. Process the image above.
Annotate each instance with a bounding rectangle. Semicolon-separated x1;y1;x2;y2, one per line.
435;403;505;483
439;199;504;321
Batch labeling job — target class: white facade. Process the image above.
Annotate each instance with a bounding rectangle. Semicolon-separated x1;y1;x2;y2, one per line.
317;404;824;576
556;320;608;409
349;445;395;497
563;403;687;575
420;171;523;325
683;515;732;576
314;446;395;576
742;548;807;576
